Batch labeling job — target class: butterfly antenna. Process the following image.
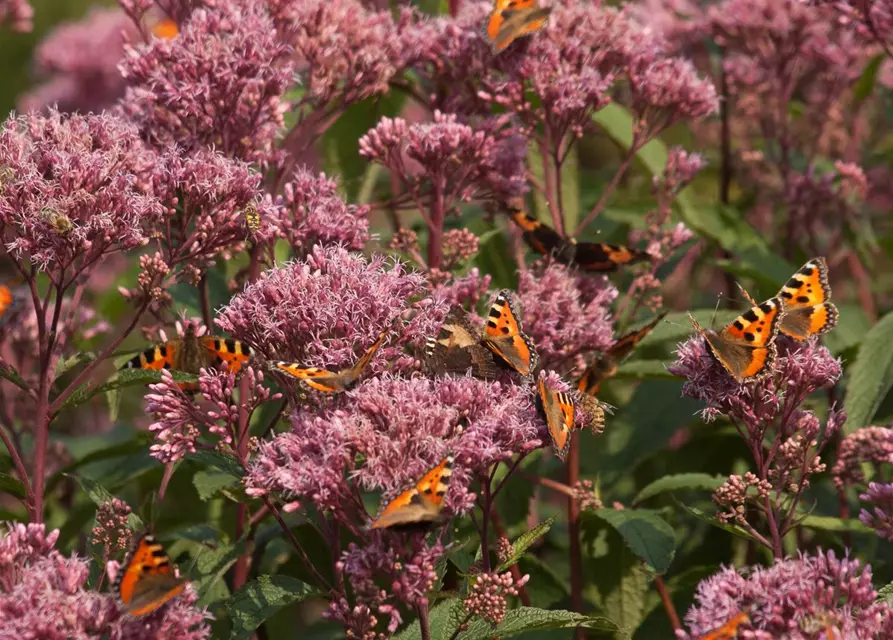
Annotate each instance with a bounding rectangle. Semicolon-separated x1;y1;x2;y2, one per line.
708;293;722;328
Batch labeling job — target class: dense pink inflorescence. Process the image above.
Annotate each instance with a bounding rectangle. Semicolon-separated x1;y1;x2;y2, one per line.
119;1;293;164
517;262;617;373
0;0;31;31
19;8;135;113
463;571;530;626
216;244;448;373
680;550;893;639
0;522;211;639
274;169;370;254
832;425;893;490
0;109;163;273
859;482;893;541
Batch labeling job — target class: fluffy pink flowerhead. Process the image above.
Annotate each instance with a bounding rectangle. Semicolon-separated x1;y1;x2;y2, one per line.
0;109;163;273
119;1;294;163
681;550;893;639
0;0;32;32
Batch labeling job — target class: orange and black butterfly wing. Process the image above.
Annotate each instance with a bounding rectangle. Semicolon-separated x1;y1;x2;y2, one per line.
608;312;668;362
425;311;500;379
491;6;552;52
200;336;253;375
505;207;566;258
150;17;179;39
572;242;651;273
777;257;838;340
275;329;388;393
485;0;538;43
0;284;14;324
483;290;538;377
690;298;784;382
695;611;749;640
122;340;180;372
369;457;454;530
116;534;187;616
537;378;575;461
577;357;613;396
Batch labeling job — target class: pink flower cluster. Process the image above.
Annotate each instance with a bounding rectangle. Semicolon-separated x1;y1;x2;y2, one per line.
0;0;31;32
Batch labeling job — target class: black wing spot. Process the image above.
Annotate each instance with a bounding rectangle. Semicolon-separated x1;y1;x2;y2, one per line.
742;309;759;322
744;332;756;342
797;295;810;303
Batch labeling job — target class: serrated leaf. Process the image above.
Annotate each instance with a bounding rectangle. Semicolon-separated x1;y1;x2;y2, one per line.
633;473;725;506
459;608;622;640
227;575;319;640
54;352;96;380
878;582;893;604
186;450;245;478
843;309;893;433
393;598;465;640
0;362;29;392
592;509;676;574
0;472;25;500
194;541;248;606
496;517;553;572
194;469;239;501
57;368;197;410
69;475;143;529
799;515;873;534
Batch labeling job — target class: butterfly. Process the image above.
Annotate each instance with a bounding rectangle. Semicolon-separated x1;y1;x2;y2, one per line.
424;310;501;380
243;204;261;235
505;206;651;273
0;283;15;324
273;329;389;393
738;257;838;341
482;290;539;377
578;312;667;396
115;533;187;617
694;611;749;640
689;298;784;383
484;0;552;53
122;324;252;391
150;17;179;39
369;456;453;530
537;377;576;461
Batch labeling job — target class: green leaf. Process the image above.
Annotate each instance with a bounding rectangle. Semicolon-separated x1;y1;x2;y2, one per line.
799;515;873;534
186;450;245;478
642;310;739;345
824;303;872;356
193;469;240;501
518;555;570;608
57;368;197;410
592;509;676;574
194;540;248;605
0;362;29;392
0;472;26;500
496;517;553;572
613;359;674;380
393;598;465;640
878;581;893;605
679;503;755;542
561;146;580;232
855;54;884;102
69;475;143;529
633;473;725;506
227;575;319;640
843;309;893;433
459;608;622;639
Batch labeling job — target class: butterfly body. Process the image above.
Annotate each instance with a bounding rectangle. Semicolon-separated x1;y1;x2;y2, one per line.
116;533;187;616
506;207;650;272
370;456;453;531
424;311;501;380
123;326;252;390
537;377;575;461
274;329;388;393
484;0;551;53
482;290;538;377
689;299;784;383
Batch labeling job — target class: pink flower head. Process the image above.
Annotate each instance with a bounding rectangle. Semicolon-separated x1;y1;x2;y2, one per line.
19;7;135;113
517;262;617;373
216;245;448;373
832;425;893;490
682;550;893;639
463;570;530;626
859;482;893;542
0;522;211;638
119;1;294;164
0;109;163;273
275;169;370;254
0;0;32;32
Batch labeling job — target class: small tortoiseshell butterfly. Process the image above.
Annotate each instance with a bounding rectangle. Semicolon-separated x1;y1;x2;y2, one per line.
424;310;501;380
0;283;14;323
689;298;785;383
694;611;749;640
369;456;453;530
484;0;552;53
482;290;539;377
274;329;388;394
738;257;838;341
150;17;179;39
123;324;252;391
537;376;575;461
578;312;667;396
115;533;187;617
506;206;651;273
